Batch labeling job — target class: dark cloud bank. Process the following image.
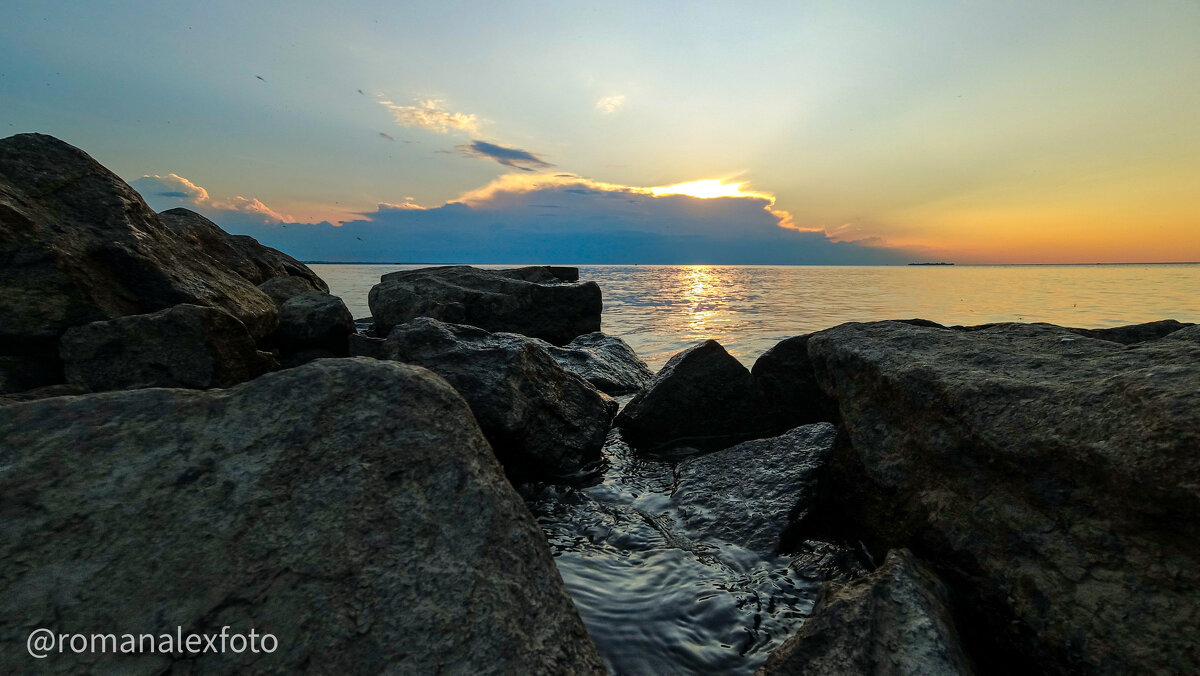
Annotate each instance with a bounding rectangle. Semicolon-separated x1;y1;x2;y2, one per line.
135;177;912;265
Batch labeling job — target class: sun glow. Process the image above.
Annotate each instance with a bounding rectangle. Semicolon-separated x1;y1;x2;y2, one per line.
651;179;757;200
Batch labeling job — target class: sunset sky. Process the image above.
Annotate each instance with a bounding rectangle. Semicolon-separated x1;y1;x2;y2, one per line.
2;1;1197;264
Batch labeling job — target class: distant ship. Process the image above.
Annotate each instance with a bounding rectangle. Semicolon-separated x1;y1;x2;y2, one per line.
908;262;955;266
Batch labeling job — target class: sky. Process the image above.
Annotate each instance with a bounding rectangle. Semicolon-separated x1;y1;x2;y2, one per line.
2;1;1198;264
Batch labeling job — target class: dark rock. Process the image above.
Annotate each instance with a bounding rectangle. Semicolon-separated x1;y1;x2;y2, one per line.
0;358;603;673
270;292;355;355
670;423;837;556
380;317;615;478
616;339;774;452
538;332;654;395
0;134;279;343
804;320;1200;673
160;207;328;291
368;265;602;344
759;549;973;676
0;351;62;394
1065;318;1193;344
348;332;389;359
787;540;871;584
496;265;580;283
258;275;322;304
1164;324;1200;343
59;304;275;391
751;334;839;429
278;348;340;369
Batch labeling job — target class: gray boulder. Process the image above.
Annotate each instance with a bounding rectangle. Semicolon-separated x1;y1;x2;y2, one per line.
538;332;654;395
379;317;615;478
368;265;602;344
0;134;279;343
159;207;328;291
258;275;322;305
803;320;1200;673
270;292;355;355
616;339;775;452
751;334;839;429
670;423;837;556
0;358;604;674
1064;318;1193;344
59;303;275;391
759;549;973;676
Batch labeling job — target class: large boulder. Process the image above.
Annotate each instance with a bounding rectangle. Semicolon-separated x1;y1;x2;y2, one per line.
159;207;328;291
269;292;355;356
258;275;323;305
670;423;837;557
616;340;775;452
759;549;973;676
378;317;615;478
802;320;1200;673
0;133;279;345
368;265;602;345
751;334;838;429
0;358;603;674
538;332;654;395
59;303;275;391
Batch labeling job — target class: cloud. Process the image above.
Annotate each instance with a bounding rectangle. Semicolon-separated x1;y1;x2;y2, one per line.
132;173;292;224
455;140;553;171
379;98;479;134
199;172;914;265
596;94;626;114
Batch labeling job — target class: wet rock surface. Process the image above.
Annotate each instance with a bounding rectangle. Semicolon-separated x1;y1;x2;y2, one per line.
616;339;775;452
671;423;837;557
759;549;973;676
0;359;603;674
378;317;615;478
800;320;1200;674
59;303;275;391
367;264;602;344
538;332;654;395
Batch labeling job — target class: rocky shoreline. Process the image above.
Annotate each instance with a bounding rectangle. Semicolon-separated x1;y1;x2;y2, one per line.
2;134;1198;674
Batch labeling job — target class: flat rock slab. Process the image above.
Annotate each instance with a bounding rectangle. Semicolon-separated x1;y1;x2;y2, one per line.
368;265;602;344
671;423;837;557
0;358;603;674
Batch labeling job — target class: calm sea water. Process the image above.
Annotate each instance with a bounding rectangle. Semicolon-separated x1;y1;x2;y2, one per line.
309;262;1200;674
312;263;1200;370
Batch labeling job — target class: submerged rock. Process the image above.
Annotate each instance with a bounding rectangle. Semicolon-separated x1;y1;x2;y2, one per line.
379;317;615;478
368;265;602;344
59;303;275;391
616;340;774;452
0;358;603;674
538;332;654;395
670;423;837;557
759;549;973;676
803;320;1200;673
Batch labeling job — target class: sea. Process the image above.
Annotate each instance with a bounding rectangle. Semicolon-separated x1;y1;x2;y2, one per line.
310;262;1200;675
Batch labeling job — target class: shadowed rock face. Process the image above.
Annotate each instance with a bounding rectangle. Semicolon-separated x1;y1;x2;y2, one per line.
759;549;973;676
751;334;838;429
270;292;355;355
158;208;328;292
0;134;279;343
671;423;837;557
616;339;775;452
368;265;602;344
378;317;615;478
800;320;1200;674
59;303;275;391
0;359;604;674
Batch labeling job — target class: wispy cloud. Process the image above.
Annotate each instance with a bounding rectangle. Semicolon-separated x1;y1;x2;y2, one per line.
596;94;626;114
379;98;479;134
133;173;292;223
456;140;553;172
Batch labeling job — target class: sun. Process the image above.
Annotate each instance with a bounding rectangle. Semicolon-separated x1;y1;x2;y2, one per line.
650;179;752;200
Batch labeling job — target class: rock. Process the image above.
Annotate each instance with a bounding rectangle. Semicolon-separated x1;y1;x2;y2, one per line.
1065;319;1193;344
759;549;973;676
0;134;279;344
159;207;328;291
670;423;837;556
258;275;322;305
497;265;580;283
787;540;871;584
270;292;355;355
751;334;839;429
802;320;1200;673
616;339;774;452
0;358;604;674
379;317;615;478
538;332;654;395
0;352;61;394
59;304;275;391
368;265;602;344
348;332;389;359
